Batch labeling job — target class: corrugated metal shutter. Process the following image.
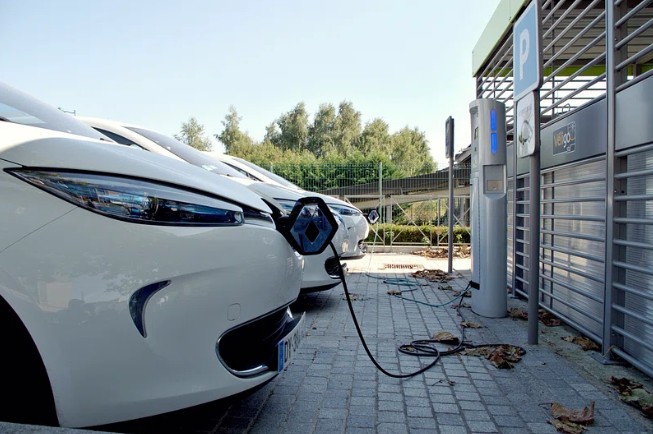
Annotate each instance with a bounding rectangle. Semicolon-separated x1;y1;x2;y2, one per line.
540;157;606;341
611;146;653;376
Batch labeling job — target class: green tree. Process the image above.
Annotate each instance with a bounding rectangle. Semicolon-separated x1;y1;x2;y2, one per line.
360;118;392;155
391;126;436;175
216;106;254;156
174;117;212;151
333;101;362;155
276;102;309;152
307;103;337;158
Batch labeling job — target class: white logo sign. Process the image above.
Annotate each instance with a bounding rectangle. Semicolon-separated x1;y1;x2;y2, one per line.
517;92;537;158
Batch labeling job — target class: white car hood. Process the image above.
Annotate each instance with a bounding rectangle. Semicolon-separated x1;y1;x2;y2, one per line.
0;123;271;213
243;181;307;201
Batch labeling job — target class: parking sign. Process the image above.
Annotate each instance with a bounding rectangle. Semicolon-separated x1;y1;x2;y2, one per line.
513;1;542;101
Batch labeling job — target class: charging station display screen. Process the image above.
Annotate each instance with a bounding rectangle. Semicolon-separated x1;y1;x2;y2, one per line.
490;110;497;131
491;133;498;154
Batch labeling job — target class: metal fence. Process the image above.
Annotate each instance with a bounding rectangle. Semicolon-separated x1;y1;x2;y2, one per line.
475;0;653;378
269;162;472;247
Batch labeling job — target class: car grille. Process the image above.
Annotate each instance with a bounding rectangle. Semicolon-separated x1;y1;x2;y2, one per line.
217;306;296;377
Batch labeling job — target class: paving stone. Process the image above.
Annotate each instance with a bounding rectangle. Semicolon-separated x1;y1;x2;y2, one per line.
377;422;409;434
378;410;407;423
466;421;499;432
346;415;376;428
431;403;460;414
436;413;465;425
438;426;469;434
527;422;558;433
319;408;348;420
462;410;492;422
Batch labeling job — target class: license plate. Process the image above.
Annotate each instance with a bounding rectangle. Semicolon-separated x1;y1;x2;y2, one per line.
277;313;305;372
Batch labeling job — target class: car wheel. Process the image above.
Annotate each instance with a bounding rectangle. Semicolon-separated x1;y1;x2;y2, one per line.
0;296;58;426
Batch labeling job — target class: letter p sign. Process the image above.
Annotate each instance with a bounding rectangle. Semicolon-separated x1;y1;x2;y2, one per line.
519;29;530;80
512;0;541;101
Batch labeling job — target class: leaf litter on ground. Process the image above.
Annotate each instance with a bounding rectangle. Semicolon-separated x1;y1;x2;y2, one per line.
547;401;594;434
540;309;564;326
508;307;528;320
432;331;460;345
460;321;482;328
561;336;600;351
609;377;653;419
411;247;470;259
412;269;454;283
461;344;524;369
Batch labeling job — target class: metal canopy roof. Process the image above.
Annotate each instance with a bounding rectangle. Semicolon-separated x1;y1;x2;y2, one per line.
474;0;653;78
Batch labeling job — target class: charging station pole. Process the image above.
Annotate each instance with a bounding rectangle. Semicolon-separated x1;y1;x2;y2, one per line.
445;117;454;274
513;0;543;345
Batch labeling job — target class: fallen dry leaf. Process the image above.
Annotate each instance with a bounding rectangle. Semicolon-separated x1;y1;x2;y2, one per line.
461;345;524;369
540;310;563;326
610;377;642;394
548;419;586;434
460;321;481;329
551;402;595;424
453;290;472;298
439;285;453;291
412;268;454;283
610;377;653;419
432;331;459;344
561;336;599;351
451;302;471;309
411;247;469;259
488;351;513;369
342;293;362;301
387;289;402;295
509;307;528;320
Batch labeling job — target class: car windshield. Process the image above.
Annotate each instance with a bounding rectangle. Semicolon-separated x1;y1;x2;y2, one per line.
0;81;110;141
125;127;247;178
233;157;301;189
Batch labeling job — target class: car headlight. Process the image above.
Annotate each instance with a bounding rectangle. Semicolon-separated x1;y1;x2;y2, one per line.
9;170;246;226
328;205;361;217
276;199;297;213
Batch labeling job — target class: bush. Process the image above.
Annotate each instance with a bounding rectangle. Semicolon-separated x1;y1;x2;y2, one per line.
366;224;470;245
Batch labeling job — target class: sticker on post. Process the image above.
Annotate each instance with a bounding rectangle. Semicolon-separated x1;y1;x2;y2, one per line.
516;92;537;158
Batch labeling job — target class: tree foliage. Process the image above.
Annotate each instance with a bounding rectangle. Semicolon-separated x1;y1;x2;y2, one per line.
174;116;212;151
199;100;437;189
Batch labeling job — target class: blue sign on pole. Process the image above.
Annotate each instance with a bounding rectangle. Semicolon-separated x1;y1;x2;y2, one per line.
512;0;542;101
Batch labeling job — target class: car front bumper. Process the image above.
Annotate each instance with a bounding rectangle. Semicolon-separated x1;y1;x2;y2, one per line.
0;207;304;427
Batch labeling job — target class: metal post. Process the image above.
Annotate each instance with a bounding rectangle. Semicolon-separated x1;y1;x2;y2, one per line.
527;95;541;345
379;162;383;244
270;163;274;173
378;162;383;222
602;0;627;357
448;151;454;274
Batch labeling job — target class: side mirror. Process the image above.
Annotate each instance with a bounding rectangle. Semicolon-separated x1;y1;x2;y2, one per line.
367;209;380;224
277;197;338;255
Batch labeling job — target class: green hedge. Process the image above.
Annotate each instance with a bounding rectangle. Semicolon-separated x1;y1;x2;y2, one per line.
366;224;470;244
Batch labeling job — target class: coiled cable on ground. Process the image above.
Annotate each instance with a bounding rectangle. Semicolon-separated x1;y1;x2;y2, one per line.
330;233;526;378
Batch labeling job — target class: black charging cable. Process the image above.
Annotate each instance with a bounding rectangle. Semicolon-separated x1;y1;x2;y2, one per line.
328;242;526;379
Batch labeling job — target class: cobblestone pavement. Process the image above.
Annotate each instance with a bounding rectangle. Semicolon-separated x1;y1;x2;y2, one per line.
91;254;653;434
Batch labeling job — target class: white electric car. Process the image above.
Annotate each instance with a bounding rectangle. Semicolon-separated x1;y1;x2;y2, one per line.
79;117;349;293
211;154;370;258
0;81;338;427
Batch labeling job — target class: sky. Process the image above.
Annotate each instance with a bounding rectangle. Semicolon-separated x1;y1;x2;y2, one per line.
0;0;501;169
